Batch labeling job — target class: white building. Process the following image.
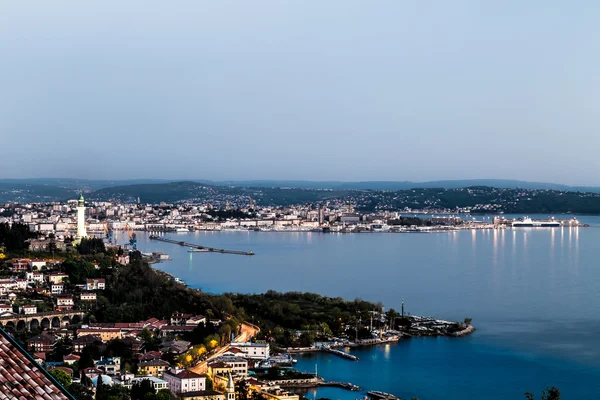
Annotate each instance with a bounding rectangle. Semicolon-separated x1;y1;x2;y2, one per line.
163;368;206;394
56;295;74;310
29;259;47;270
0;304;12;313
210;355;248;376
25;271;44;284
80;292;97;302
230;342;270;360
86;279;106;290
20;305;37;315
48;273;69;285
51;284;64;295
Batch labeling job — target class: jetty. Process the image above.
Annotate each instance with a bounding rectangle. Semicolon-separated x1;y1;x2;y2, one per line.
367;391;400;400
149;235;254;256
322;346;359;361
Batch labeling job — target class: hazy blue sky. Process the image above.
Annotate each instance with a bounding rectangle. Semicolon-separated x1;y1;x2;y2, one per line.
1;1;599;183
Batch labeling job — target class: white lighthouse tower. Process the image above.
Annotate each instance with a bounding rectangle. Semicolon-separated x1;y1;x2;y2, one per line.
76;192;87;242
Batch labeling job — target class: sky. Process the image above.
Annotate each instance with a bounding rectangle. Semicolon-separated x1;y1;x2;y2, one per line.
1;1;599;184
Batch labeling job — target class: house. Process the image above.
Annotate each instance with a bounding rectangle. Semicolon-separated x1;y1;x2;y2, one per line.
207;361;232;379
56;295;74;311
138;359;171;377
80;292;97;302
171;312;193;325
160;340;191;355
33;352;46;364
47;273;69;285
181;373;235;400
29;259;47;270
0;304;12;313
230;342;270;360
209;355;248;377
63;354;81;365
73;335;102;352
138;350;164;362
9;259;28;272
160;325;196;337
94;357;121;375
122;336;144;353
27;333;57;353
85;278;105;291
117;255;130;265
51;283;64;295
19;304;37;315
131;376;168;391
0;328;74;399
77;328;121;341
163;368;207;394
25;271;44;284
186;315;207;326
15;279;27;291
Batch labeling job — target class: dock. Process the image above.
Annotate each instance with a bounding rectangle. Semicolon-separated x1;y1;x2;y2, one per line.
149;235;255;256
322;346;359;361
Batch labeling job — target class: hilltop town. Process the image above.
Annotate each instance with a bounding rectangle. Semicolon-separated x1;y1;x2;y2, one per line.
0;196;473;400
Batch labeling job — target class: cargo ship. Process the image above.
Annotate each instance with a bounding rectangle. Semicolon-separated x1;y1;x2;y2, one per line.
512;217;561;227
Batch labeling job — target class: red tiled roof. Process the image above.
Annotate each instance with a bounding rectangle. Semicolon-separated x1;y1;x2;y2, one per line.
174;369;205;379
0;328;74;399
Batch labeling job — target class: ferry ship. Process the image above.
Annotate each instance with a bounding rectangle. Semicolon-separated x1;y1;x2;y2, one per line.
512;217;561;227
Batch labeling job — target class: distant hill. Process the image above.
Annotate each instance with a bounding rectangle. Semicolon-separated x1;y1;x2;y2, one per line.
2;178;600;192
202;179;600;192
3;178;600;214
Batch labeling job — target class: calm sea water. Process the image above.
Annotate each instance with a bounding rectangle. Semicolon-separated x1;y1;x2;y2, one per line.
135;215;600;400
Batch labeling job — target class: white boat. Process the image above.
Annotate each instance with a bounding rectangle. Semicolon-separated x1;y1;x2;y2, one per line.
512;217;561;227
175;227;189;232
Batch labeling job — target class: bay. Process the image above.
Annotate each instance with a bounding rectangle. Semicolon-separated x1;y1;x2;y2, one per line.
135;215;600;399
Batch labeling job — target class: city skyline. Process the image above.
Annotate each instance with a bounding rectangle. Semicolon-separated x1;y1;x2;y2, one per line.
2;1;600;184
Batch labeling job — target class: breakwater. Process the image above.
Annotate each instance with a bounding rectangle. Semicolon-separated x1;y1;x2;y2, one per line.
148;235;254;255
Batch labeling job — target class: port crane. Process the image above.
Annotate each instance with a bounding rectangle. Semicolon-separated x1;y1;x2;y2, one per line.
124;223;137;250
102;221;113;243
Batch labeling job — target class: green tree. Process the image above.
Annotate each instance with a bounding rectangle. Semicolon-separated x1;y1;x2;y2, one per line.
77;238;106;255
155;389;175;400
95;374;106;400
68;383;94;400
131;379;156;400
464;317;472;326
319;322;333;337
49;369;72;388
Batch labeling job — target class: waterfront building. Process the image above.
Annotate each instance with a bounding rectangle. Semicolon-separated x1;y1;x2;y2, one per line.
230;342;270;360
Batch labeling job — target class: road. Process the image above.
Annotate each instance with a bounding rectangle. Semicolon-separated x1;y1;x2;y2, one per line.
189;321;260;375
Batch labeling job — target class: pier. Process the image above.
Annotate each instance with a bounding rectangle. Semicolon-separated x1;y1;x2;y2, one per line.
149;235;255;256
322;346;359;361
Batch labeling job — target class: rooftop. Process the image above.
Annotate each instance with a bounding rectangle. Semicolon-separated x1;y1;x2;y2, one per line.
0;327;75;399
